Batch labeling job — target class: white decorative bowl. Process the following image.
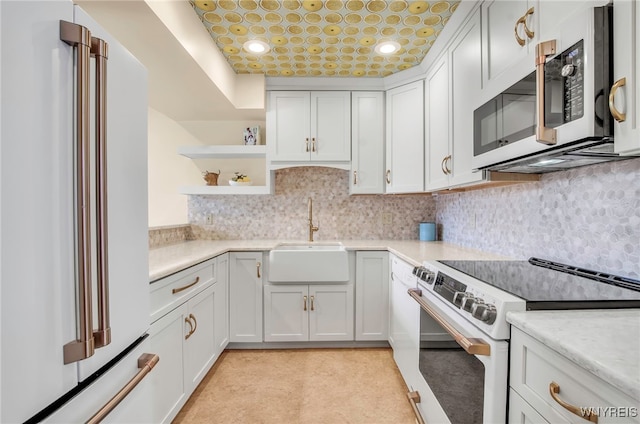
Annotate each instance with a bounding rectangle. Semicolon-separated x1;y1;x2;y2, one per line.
229;180;253;186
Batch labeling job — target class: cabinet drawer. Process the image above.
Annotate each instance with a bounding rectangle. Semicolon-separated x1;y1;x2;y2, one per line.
150;259;215;323
510;328;639;423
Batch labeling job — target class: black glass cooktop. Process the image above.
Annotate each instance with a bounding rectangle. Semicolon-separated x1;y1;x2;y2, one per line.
438;258;640;310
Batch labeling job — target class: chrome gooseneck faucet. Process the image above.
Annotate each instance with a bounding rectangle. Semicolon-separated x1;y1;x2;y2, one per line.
308;197;319;242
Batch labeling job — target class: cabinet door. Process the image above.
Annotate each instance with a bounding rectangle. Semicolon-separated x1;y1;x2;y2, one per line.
386;80;425;193
229;252;263;342
311;91;351;162
184;284;216;394
264;285;309;342
351;91;385;194
149;304;188;424
214;253;229;354
481;0;537;93
450;8;485;187
509;389;551;424
424;54;451;191
267;91;311;161
613;0;640;155
309;284;354;341
355;252;389;341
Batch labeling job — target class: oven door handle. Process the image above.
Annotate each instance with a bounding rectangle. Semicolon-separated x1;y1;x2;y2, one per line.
409;288;491;356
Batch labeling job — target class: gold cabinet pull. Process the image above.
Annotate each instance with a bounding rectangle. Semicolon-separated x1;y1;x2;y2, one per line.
310;295;315;311
523;7;535;39
86;353;160;424
406;391;425;424
185;316;195;340
189;313;198;335
514;15;526;46
535;40;558;145
257;262;261;278
303;295;308;311
172;276;200;294
444;155;452;175
386;170;391;184
305;137;310;152
312;137;316;152
609;77;627;123
409;288;490;356
440;156;448;175
353;170;357;185
549;382;598;423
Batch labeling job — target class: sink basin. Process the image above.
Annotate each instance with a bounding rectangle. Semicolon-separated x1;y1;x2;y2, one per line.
269;242;349;283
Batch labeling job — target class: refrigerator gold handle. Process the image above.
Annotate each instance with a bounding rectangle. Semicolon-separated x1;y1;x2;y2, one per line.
535;40;558;145
60;20;96;365
86;353;160;424
91;36;112;349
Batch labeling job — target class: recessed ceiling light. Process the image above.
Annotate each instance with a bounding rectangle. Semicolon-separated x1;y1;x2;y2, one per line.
243;40;270;54
375;41;401;55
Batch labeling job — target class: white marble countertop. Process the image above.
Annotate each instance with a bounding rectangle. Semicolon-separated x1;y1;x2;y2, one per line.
507;309;640;401
148;239;510;282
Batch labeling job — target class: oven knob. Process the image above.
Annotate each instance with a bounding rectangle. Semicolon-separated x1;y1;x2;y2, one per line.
471;303;497;325
461;294;476;312
419;269;435;284
452;291;466;307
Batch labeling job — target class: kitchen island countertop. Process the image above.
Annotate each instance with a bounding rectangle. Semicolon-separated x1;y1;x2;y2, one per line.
148;239;510;282
507;309;640;402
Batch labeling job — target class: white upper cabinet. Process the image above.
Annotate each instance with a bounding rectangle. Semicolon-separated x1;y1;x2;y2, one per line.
613;0;640;155
350;91;385;194
267;91;351;166
425;9;484;191
481;0;538;94
385;80;425;193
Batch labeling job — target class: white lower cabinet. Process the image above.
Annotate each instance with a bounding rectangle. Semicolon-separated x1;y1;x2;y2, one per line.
148;256;228;424
264;283;354;342
229;252;264;342
509;327;640;424
355;251;389;341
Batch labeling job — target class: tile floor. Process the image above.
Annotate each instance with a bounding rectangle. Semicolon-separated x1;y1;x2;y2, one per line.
173;348;416;424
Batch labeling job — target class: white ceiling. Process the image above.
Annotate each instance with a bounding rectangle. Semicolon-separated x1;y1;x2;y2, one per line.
77;0;266;122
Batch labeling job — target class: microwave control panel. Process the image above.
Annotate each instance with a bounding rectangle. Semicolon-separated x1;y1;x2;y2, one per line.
548;40;584;123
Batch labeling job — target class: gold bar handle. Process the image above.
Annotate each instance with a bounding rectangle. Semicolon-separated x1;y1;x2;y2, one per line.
92;36;111;349
535;40;558;145
523;7;535;39
86;353;160;424
303;295;308;311
312;137;316;152
609;77;627;123
61;20;96;365
172;276;200;294
257;262;261;278
305;138;310;152
408;289;491;356
407;391;426;424
386;170;391;184
549;382;598;423
185;316;195;340
353;170;357;185
310;295;315;311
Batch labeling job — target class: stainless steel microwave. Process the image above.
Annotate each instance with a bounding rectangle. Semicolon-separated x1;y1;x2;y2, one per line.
471;4;635;173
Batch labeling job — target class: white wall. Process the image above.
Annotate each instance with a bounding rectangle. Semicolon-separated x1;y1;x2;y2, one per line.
147;107;203;227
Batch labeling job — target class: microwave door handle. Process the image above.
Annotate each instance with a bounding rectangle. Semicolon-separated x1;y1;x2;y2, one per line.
408;288;491;356
91;37;112;349
60;21;96;364
535;40;558;145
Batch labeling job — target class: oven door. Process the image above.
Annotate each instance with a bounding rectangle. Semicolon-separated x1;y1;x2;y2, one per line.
408;288;509;424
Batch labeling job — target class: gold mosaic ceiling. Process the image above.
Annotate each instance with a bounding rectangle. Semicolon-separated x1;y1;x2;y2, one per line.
190;0;460;77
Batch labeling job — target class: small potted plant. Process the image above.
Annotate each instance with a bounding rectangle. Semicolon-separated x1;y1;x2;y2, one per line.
229;172;252;186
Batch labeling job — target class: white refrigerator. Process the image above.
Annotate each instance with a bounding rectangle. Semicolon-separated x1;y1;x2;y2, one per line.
1;1;153;422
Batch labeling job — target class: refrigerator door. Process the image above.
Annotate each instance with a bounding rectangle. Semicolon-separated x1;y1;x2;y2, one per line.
1;2;79;421
72;5;150;381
